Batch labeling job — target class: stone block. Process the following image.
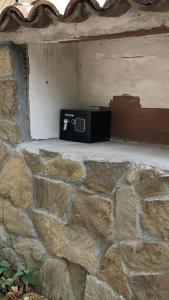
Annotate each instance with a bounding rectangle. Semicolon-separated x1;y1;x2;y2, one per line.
98;245;129;297
141;200;169;241
126;168;139;184
84;276;125;300
22;293;47;300
13;237;46;267
24;150;45;175
2;200;36;237
33;210;102;273
0;248;20;269
34;177;70;218
116;186;136;239
0;143;8;162
135;169;166;198
0;80;18;117
39;259;75;300
0;120;21;144
68;262;87;300
85;160;129;193
0;153;32;208
130;274;169;300
121;241;169;271
0;224;10;248
45;157;84;183
71;189;113;237
0;47;15;77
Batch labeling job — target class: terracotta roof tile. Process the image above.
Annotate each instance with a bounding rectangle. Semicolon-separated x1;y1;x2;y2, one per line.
0;0;168;32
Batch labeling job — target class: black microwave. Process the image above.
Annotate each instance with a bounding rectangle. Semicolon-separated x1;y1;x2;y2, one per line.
60;109;111;143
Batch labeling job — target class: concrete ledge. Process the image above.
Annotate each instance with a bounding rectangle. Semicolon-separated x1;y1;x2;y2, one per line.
19;139;169;170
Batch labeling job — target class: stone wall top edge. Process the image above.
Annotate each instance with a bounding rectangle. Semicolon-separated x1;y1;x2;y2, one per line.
16;140;169;172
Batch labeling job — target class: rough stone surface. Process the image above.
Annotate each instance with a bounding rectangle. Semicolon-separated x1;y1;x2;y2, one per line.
0;143;8;162
130;274;169;300
121;241;169;271
1;200;36;237
68;262;87;300
71;189;113;237
33;211;102;273
0;47;15;77
22;293;47;300
116;186;136;239
0;80;18;118
0;224;10;248
85;161;129;193
135;169;166;197
0;153;32;208
24;151;45;175
45;157;84;182
0;247;20;269
13;237;46;267
39;149;61;159
0;120;21;144
98;245;129;297
39;259;75;300
84;276;124;300
141;200;169;241
34;177;70;218
126;169;139;184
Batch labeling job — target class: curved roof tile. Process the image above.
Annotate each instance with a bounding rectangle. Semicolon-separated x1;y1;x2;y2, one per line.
0;0;168;32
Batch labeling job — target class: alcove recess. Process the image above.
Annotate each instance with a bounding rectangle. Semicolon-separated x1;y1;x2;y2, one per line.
28;34;169;144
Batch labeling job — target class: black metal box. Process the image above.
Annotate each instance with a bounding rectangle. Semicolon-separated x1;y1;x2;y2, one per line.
60;109;111;143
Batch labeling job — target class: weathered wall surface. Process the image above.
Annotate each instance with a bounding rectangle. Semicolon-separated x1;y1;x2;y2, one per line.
1;44;169;300
28;43;78;139
78;34;169;108
0;10;169;44
0;44;29;145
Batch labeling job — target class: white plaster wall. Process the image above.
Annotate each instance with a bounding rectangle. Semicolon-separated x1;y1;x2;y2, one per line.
78;35;169;108
29;43;78;139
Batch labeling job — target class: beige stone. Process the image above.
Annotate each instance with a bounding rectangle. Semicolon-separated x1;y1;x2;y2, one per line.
45;157;84;182
98;245;129;297
0;120;21;144
0;248;20;269
141;200;169;241
0;224;10;248
22;293;47;300
71;189;113;237
84;276;125;300
116;186;136;239
39;259;75;300
0;80;18;117
126;169;138;184
0;47;15;77
39;149;61;159
121;241;169;271
130;274;169;300
68;262;87;300
135;169;166;198
13;237;46;267
85;160;129;193
24;150;45;175
2;200;36;237
34;177;70;218
33;210;102;273
0;153;32;208
0;143;8;162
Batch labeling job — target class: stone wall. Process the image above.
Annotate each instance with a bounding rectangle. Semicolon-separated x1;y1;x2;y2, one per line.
0;44;29;145
0;145;169;300
0;44;169;300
